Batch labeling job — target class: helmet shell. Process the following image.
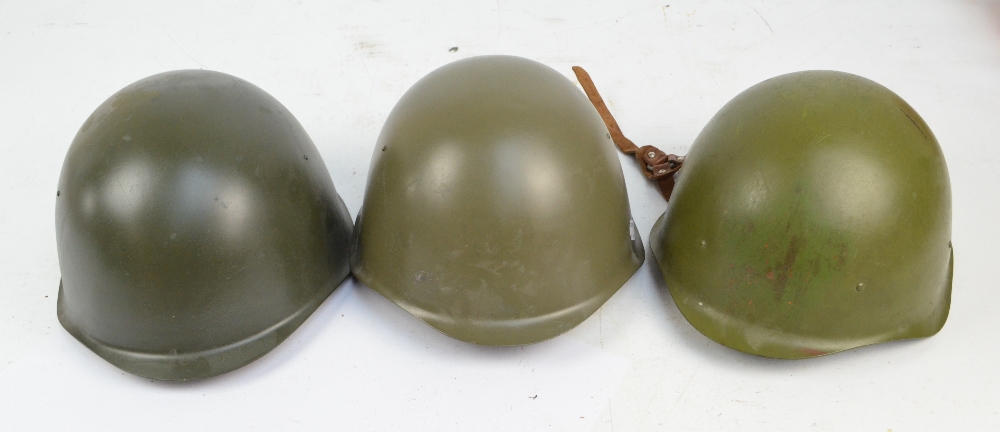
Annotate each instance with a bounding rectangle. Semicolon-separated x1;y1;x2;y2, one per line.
351;56;644;345
56;70;353;380
651;70;952;358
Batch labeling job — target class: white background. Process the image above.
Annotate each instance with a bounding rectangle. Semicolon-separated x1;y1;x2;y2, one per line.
2;1;999;430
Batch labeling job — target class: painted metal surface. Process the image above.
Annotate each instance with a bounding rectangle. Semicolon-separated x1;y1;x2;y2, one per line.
55;70;353;380
352;56;644;345
652;71;952;358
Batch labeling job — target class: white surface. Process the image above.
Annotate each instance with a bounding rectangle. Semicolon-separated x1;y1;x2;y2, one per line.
1;0;999;430
0;281;631;431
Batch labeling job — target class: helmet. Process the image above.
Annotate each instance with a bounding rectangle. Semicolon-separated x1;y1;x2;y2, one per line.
650;70;953;358
351;56;645;346
55;70;354;380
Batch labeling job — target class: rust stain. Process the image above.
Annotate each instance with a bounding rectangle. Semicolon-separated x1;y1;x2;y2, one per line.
809;257;822;283
834;242;848;268
772;235;803;300
799;347;826;357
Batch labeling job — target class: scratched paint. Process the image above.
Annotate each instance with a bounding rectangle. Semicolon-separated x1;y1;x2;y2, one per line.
650;71;952;359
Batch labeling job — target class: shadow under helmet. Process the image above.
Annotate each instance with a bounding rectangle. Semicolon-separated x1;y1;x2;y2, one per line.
56;70;353;380
650;71;953;358
351;56;645;346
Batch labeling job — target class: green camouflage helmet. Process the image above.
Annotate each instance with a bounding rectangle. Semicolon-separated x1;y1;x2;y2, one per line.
55;70;353;380
351;56;644;346
650;71;953;358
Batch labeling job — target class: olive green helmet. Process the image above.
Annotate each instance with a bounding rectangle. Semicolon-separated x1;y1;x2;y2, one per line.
649;71;953;358
351;56;644;346
55;70;353;380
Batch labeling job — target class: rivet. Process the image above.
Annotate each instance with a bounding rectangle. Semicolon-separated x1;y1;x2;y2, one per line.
647;151;656;158
657;169;667;174
856;283;865;291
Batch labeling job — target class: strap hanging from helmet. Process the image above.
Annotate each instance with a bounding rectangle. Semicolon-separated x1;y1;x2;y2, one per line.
572;66;684;201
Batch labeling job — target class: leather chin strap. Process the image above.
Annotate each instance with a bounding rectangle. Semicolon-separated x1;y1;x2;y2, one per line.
572;66;684;201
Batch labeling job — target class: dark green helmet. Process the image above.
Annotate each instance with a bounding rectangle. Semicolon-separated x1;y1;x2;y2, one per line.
351;56;644;346
55;70;353;380
650;71;953;358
